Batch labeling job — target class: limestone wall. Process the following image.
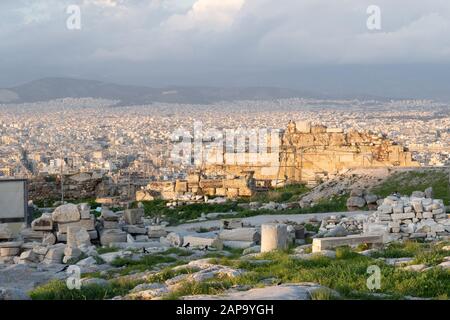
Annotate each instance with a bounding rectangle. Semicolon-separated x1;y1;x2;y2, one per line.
203;121;419;186
144;173;256;200
28;173;104;202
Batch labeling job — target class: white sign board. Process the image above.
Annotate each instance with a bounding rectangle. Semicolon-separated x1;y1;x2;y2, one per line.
0;179;28;223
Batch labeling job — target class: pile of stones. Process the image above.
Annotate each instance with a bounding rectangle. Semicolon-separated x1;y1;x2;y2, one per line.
0;202;173;266
0;224;22;264
365;189;449;242
27;203;97;244
346;189;379;211
316;214;366;238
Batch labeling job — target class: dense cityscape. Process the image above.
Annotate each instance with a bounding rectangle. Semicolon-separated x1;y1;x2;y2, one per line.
0;97;449;181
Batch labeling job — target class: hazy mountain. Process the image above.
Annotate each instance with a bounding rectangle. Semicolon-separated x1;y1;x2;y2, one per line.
0;78;325;105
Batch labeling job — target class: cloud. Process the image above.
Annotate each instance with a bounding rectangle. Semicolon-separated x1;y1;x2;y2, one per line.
1;0;450;87
164;0;245;31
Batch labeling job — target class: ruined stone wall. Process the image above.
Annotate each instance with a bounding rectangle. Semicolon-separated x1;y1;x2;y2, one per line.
28;173;104;202
143;173;255;200
203;121;419;186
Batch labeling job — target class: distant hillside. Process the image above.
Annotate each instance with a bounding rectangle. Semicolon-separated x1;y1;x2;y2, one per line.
0;78;319;105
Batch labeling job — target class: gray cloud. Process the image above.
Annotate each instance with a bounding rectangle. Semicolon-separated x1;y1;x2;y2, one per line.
1;0;450;92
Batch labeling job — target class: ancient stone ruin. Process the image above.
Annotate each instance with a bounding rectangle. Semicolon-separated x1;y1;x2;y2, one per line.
204;121;418;187
365;189;449;242
139;171;256;201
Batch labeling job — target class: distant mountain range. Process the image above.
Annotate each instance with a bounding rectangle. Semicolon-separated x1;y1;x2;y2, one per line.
0;77;327;105
0;77;398;105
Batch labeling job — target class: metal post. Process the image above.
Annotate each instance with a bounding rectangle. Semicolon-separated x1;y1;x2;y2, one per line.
60;154;64;203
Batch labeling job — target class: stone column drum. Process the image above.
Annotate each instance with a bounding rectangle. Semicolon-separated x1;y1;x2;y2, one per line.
261;223;288;253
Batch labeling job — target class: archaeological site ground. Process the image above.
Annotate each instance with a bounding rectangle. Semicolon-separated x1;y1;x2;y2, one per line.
1;1;450;317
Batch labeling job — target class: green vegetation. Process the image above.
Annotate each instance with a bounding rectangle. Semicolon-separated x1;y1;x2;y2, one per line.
110;254;179;275
96;247;120;255
137;192;349;225
29;278;143;300
160;247;194;257
65;253;88;265
137;199;239;224
30;263;195;300
30;241;449;300
300;194;349;213
371;169;450;205
370;241;425;259
166;241;450;300
246;184;310;203
310;288;339;300
369;241;448;267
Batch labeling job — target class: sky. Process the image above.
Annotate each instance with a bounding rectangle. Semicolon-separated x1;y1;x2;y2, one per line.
1;0;450;98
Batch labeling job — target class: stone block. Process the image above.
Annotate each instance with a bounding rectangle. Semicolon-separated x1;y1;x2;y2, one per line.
378;204;393;214
31;216;53;231
422;212;433;219
0;224;13;240
56;230;97;242
219;228;260;242
391;213;415;221
147;226;167;238
175;180;188;192
42;233;57;245
124;208;144;225
103;220;119;229
182;234;223;250
312;234;383;253
57;216;95;234
261;223;288;253
226;188;239;198
412;201;423;213
223;241;255;249
52;204;80;223
0;247;20;257
100;229;127;246
123;225;147;234
67;227;91;248
393;205;404;214
42;244;65;264
221;219;244;229
101;209;120;221
215;188;226;196
20;229;46;241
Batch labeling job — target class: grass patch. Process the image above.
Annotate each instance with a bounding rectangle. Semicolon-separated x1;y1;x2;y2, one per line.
96;247;120;255
29;278;143;300
135;190;350;225
110;255;179;275
161;248;193;257
138;200;239;225
65;253;88;265
371;169;450;205
204;247;450;299
310;288;339;300
247;184;310;203
370;241;426;259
